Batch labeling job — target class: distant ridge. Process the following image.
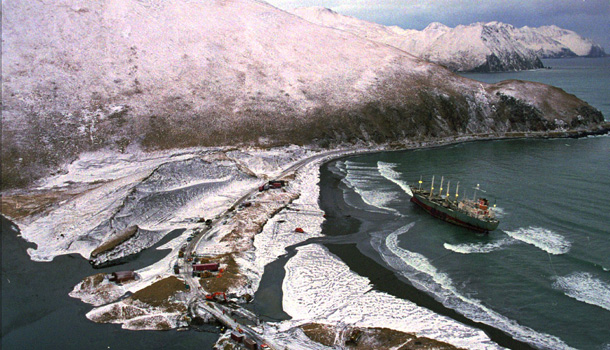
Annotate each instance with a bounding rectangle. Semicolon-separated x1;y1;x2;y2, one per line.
292;7;606;72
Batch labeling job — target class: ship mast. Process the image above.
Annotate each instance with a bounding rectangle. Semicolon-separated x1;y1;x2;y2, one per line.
473;184;480;201
429;175;435;200
455;181;460;201
418;175;423;190
446;181;450;198
439;176;444;197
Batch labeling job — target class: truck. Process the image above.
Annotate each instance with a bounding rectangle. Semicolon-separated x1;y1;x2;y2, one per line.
259;180;287;191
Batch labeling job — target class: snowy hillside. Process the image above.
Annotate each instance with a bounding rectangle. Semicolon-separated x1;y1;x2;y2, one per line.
292;7;606;71
1;0;605;188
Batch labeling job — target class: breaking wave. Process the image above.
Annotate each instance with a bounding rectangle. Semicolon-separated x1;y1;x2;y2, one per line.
553;272;610;311
371;223;575;350
443;238;513;254
504;227;571;255
377;161;413;197
341;160;400;215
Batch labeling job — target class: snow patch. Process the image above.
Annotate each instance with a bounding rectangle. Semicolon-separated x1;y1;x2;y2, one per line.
282;243;502;350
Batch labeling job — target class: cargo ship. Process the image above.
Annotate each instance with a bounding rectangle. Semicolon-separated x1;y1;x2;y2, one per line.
410;176;499;232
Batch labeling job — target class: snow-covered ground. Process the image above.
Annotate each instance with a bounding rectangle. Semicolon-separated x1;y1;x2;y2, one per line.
11;145;329;263
275;244;502;350
8;143;508;348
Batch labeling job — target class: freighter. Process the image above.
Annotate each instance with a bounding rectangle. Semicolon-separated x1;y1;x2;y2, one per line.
410;176;499;232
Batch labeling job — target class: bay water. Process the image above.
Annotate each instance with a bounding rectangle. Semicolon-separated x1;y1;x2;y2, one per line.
319;57;610;349
2;58;607;350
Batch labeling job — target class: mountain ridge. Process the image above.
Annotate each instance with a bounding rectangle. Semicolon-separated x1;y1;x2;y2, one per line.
1;0;605;189
292;7;606;72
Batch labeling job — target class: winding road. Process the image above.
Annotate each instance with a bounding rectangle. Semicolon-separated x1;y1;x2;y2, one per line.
178;147;357;349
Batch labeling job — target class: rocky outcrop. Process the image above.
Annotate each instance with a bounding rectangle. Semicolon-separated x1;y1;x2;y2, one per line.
472;53;544;73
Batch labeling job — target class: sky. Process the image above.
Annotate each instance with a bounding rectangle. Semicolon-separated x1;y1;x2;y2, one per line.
265;0;610;51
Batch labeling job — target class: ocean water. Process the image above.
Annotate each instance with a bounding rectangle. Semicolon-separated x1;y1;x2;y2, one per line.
321;58;610;350
461;57;610;119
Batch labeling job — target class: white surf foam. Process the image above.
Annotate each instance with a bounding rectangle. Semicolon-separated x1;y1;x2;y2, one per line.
373;223;575;350
553;272;610;311
443;238;513;254
377;161;413;197
504;227;571;255
341;161;400;215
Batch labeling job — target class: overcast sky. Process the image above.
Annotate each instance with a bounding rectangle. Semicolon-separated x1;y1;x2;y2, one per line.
265;0;610;51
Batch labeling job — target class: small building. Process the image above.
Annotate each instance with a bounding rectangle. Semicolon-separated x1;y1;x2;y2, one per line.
244;337;258;350
193;263;219;272
109;271;136;283
230;330;244;343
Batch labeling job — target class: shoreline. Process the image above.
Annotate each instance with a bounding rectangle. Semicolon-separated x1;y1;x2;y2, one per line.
2;127;608;349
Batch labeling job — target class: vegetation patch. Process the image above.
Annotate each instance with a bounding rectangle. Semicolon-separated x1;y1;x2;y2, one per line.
130;276;187;309
300;323;462;350
79;273;106;289
198;254;246;293
301;323;337;347
1;188;83;220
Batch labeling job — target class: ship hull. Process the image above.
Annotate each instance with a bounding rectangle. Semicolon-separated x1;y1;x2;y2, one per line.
410;193;499;232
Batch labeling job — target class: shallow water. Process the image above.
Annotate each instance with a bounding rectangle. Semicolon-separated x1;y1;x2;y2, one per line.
1;216;218;350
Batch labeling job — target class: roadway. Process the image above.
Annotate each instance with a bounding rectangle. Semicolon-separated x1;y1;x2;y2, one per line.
178;147;358;349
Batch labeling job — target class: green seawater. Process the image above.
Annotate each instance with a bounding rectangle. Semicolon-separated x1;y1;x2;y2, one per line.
322;58;610;350
324;136;609;349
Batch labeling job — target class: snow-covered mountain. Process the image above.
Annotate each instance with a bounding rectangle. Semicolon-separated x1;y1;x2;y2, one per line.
1;0;605;188
292;7;606;72
521;25;607;58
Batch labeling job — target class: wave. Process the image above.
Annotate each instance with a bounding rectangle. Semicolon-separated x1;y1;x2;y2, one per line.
377;161;413;197
345;160;378;171
372;223;575;350
443;238;513;254
340;161;400;215
553;272;610;311
504;227;571;255
347;185;400;215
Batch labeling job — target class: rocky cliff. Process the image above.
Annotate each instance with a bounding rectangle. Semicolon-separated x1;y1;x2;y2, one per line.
1;0;605;189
